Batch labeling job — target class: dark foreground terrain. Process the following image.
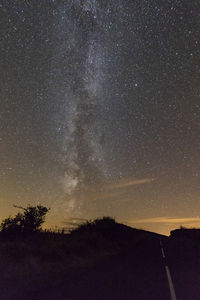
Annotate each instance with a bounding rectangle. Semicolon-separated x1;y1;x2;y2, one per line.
0;219;200;300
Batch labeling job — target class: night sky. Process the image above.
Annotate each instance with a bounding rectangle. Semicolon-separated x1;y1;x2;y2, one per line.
1;0;200;235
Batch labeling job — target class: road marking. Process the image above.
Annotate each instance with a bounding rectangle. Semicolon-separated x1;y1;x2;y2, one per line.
161;247;166;258
165;266;177;300
159;241;178;300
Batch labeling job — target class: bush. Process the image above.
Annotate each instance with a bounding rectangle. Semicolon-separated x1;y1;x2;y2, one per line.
0;205;49;234
0;213;23;234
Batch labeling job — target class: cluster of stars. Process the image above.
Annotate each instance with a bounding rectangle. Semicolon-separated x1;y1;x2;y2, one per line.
0;0;200;233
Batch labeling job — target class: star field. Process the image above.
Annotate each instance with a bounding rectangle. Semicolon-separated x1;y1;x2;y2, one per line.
1;0;200;234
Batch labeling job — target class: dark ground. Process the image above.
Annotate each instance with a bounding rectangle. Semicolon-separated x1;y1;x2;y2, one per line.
164;232;200;300
63;238;171;300
0;223;200;300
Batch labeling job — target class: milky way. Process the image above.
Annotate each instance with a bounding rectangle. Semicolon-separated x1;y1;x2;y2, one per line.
50;1;108;213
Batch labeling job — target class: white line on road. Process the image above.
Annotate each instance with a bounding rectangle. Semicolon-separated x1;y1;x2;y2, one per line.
161;247;166;258
159;241;178;300
165;265;177;300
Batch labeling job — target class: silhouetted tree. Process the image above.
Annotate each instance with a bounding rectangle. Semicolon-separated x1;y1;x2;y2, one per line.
0;213;23;234
0;205;49;234
22;205;49;233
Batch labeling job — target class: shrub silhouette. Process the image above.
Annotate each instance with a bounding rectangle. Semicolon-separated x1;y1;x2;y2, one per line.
0;205;49;234
0;213;24;234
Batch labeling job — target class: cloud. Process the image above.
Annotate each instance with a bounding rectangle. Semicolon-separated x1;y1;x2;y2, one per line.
108;178;156;190
128;216;200;225
83;177;156;203
63;217;87;229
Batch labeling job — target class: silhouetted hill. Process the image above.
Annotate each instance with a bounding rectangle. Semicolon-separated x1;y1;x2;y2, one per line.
170;227;200;240
0;218;166;299
3;219;200;300
69;217;165;249
162;227;200;299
